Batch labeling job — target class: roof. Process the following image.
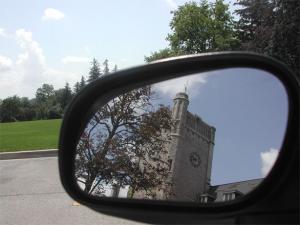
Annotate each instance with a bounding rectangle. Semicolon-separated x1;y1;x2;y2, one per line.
208;178;263;202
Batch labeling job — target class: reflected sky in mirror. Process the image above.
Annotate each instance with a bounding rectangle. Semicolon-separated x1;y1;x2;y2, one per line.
75;67;288;203
152;68;288;185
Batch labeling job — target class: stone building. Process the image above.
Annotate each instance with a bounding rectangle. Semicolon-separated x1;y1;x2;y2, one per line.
129;92;262;202
167;92;216;201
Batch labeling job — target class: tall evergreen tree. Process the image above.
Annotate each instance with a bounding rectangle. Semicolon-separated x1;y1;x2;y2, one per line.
87;58;101;83
61;82;73;110
74;82;80;94
234;0;275;54
112;65;118;73
79;76;86;89
235;0;300;77
272;0;300;77
103;59;109;75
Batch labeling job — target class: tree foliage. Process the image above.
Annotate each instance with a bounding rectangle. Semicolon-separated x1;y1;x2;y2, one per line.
168;0;238;53
145;48;181;62
235;0;276;54
235;0;300;77
75;87;173;198
60;82;73;110
35;84;55;104
271;0;300;77
0;96;22;122
73;82;81;94
87;58;102;83
147;0;299;78
103;59;109;75
79;76;86;89
146;0;239;62
0;58;116;123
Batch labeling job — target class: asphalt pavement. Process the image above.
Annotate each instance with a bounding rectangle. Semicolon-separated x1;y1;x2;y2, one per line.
0;157;143;225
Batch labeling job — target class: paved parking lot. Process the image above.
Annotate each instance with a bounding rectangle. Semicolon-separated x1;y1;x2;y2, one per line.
0;157;143;225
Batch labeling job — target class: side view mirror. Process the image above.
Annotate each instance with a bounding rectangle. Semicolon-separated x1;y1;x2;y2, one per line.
58;52;299;224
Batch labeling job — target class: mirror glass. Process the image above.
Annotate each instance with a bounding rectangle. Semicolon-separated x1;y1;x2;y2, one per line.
74;68;288;203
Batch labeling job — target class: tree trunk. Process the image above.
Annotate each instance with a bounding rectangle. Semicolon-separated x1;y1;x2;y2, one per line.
84;175;96;193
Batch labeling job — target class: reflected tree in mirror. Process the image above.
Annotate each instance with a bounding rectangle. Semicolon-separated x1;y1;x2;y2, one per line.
75;86;174;199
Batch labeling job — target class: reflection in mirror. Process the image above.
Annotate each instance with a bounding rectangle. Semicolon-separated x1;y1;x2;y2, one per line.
74;68;288;203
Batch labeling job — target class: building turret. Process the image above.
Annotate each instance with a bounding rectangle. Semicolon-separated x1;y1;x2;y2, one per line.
171;92;189;135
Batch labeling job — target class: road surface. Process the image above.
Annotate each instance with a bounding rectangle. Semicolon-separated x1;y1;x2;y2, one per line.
0;157;143;225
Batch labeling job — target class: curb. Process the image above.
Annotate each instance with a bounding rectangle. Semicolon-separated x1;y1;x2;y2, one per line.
0;149;58;160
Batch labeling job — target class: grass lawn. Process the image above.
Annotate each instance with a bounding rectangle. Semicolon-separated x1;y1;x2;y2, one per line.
0;119;62;152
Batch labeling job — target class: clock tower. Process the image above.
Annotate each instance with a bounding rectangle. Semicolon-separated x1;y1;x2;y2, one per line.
167;92;216;201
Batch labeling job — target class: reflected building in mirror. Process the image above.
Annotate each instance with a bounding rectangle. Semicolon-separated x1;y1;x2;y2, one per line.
133;92;216;201
130;92;262;202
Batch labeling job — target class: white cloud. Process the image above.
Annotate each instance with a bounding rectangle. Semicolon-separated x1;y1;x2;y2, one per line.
164;0;177;9
0;28;80;98
154;73;207;98
0;28;8;37
0;55;13;71
15;29;46;86
62;56;90;64
260;148;279;177
42;8;65;21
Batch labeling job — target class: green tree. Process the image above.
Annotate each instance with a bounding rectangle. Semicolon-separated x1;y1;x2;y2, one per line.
0;96;22;122
112;65;118;73
35;84;55;104
87;59;101;83
234;0;275;54
235;0;300;77
146;0;239;62
48;104;63;119
145;48;181;62
19;97;36;121
103;59;109;75
167;0;238;54
79;76;86;89
35;84;55;119
61;82;73;110
73;82;80;94
271;0;300;77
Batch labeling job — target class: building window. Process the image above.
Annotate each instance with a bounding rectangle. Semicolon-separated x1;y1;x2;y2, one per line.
222;192;235;201
200;196;208;203
198;194;215;203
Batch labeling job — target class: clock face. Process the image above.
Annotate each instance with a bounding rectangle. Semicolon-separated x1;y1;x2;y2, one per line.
189;152;201;168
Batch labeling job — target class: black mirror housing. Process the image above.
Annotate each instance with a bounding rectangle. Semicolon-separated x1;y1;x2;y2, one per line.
58;52;299;224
